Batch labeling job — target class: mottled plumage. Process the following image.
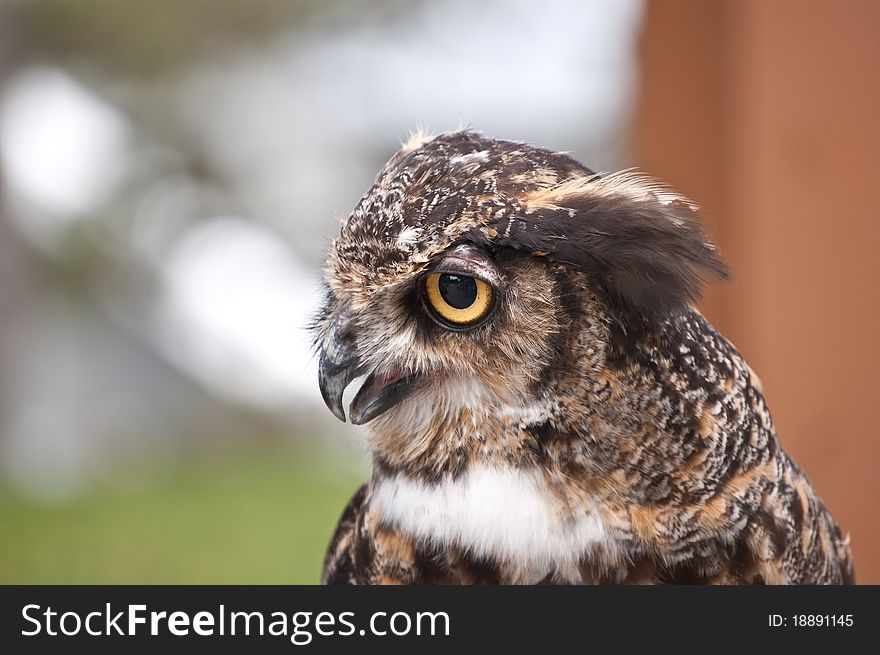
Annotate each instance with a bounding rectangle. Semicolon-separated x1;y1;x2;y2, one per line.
313;130;854;585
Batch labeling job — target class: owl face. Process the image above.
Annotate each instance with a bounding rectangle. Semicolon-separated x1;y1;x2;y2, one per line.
316;239;576;428
315;130;726;435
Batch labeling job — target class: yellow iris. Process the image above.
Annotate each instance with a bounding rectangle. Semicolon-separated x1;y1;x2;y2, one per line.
424;272;493;326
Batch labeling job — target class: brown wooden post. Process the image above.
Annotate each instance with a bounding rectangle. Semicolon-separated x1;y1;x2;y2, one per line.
637;0;880;583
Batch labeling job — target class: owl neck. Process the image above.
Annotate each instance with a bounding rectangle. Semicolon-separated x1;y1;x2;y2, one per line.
365;372;556;483
364;307;770;499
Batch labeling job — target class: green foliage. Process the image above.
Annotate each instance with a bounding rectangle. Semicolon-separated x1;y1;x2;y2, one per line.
12;0;324;76
0;452;362;584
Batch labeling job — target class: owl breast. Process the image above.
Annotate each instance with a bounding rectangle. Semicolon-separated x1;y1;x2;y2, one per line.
371;464;621;584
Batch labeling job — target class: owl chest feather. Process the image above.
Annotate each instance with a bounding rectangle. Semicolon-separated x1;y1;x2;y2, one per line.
371;464;620;583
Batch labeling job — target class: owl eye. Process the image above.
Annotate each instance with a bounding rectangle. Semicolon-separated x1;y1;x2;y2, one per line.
424;272;494;327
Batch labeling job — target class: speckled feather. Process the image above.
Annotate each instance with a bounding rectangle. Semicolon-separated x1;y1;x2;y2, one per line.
316;131;854;585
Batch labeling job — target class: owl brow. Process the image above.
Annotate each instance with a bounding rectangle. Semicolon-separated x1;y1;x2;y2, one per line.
491;174;729;323
427;245;500;284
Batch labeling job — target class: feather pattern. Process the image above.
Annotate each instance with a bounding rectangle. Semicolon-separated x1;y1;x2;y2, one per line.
316;130;854;585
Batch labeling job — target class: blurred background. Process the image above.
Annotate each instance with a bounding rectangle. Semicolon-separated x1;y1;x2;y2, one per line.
0;0;876;584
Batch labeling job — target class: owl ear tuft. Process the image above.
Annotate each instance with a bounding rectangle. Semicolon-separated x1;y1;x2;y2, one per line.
492;172;730;325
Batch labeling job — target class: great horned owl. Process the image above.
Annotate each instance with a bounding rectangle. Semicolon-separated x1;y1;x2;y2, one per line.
313;130;854;585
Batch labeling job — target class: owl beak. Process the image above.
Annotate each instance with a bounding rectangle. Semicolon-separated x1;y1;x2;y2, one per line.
318;316;366;422
348;369;418;425
319;312;420;424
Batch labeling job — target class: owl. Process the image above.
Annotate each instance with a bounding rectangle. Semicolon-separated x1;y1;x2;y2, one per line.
313;130;854;585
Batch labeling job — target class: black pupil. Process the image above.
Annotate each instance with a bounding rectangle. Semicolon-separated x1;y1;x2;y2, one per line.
438;274;478;310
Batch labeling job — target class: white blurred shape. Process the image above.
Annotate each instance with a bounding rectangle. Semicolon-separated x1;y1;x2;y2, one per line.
156;218;322;412
0;67;130;245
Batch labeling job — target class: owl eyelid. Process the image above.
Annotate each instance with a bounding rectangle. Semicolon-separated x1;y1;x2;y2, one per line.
426;252;501;287
423;266;492;285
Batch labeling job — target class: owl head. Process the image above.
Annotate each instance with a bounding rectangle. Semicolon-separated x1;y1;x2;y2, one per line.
314;131;727;438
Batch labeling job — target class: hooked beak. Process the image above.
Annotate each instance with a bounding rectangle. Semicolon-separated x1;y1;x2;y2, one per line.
317;316;364;422
318;312;421;425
